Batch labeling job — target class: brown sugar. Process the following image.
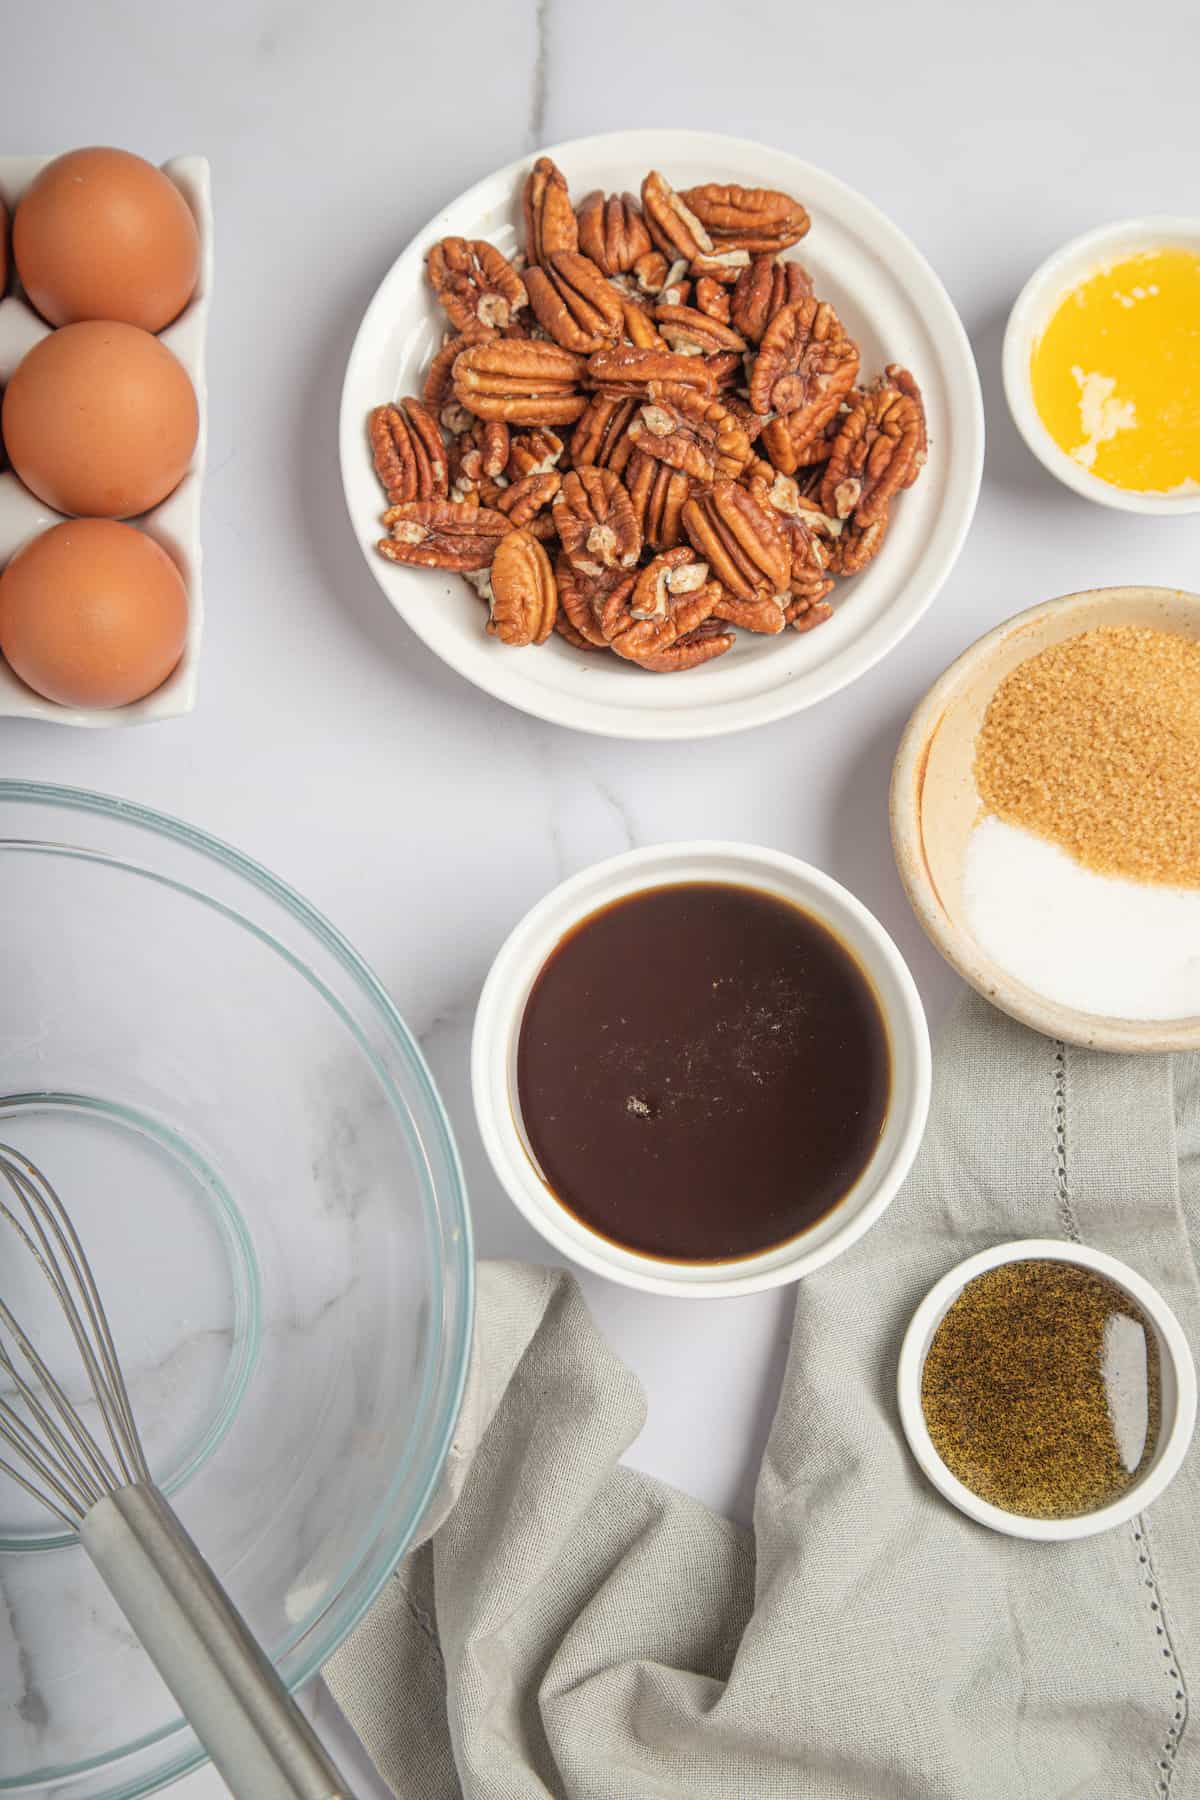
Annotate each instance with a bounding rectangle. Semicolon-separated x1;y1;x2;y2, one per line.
921;1261;1160;1519
974;624;1200;886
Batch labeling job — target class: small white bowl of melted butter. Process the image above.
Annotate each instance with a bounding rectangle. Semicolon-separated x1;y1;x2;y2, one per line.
1003;216;1200;514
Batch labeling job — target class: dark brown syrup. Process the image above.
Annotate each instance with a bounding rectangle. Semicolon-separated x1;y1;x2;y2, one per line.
515;881;891;1262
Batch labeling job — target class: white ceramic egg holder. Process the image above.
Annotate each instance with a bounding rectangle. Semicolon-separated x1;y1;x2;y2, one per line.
0;155;210;725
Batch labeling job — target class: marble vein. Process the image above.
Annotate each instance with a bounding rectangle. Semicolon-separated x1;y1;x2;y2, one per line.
528;0;551;147
16;1635;47;1730
593;778;637;854
415;990;476;1054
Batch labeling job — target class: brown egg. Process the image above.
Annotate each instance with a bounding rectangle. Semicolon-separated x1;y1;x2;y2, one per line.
0;519;187;707
13;147;199;331
2;321;198;517
1;197;8;294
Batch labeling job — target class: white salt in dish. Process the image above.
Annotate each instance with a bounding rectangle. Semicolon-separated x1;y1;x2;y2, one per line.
891;584;1200;1053
964;818;1200;1021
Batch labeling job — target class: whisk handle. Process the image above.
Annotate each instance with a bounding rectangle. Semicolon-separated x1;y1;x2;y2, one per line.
80;1484;353;1800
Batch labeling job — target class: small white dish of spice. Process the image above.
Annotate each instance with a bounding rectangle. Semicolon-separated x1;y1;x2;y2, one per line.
892;584;1200;1052
898;1240;1196;1541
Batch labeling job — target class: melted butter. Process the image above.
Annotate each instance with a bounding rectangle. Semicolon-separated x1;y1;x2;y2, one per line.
1030;247;1200;493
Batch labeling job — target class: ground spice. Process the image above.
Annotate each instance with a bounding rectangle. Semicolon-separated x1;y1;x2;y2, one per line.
921;1260;1160;1518
974;624;1200;887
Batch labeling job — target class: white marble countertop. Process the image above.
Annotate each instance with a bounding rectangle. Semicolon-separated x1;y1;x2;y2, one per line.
4;0;1199;1791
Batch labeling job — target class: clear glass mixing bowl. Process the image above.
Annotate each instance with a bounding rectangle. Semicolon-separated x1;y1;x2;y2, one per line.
0;783;473;1797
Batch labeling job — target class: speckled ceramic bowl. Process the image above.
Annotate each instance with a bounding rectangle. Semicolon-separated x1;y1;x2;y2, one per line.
890;585;1200;1053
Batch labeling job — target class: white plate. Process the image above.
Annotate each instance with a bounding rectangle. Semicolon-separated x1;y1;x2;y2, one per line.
340;129;984;741
0;154;211;727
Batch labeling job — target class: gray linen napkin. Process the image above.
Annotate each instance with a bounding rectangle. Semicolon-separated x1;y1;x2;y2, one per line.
326;993;1200;1798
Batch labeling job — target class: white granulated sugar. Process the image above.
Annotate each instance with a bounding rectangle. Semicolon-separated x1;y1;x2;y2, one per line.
964;816;1200;1020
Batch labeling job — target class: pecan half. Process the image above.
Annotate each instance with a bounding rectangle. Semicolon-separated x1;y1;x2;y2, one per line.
617;292;668;349
626;381;751;484
476;474;508;508
631;250;670;294
760;404;843;477
599;544;711;642
571;393;639;474
748;470;841;618
712;588;787;635
631;616;736;672
749;468;841;596
454;415;511;485
446;449;474;501
523;250;624;353
640;171;715;262
586;345;717;398
730;257;812;345
598;547;732;671
690;249;752;284
741;452;776;485
722;394;771;447
785;593;835;633
376;500;509;571
704;350;742;391
832;509;889;575
576;191;652;275
820;366;927;523
653;303;747;357
427;238;527;332
682;480;790;602
661;272;692;309
494;469;561;527
552;467;642;576
750;299;860;458
693;277;733;324
453;339;587;425
555;554;621;647
794;461;834;500
523;156;578;265
681;184;810;253
487;528;557;644
624;449;693;550
555;609;605;652
369;399;449;504
424;328;496;420
506;426;566;479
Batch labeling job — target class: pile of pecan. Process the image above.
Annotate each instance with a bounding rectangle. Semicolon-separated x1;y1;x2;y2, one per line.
369;159;927;673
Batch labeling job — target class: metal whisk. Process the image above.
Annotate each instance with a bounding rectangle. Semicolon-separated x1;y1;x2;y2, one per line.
0;1143;352;1800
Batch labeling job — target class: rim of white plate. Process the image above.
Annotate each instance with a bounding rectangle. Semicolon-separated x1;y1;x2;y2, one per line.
340;129;984;740
897;1238;1198;1540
